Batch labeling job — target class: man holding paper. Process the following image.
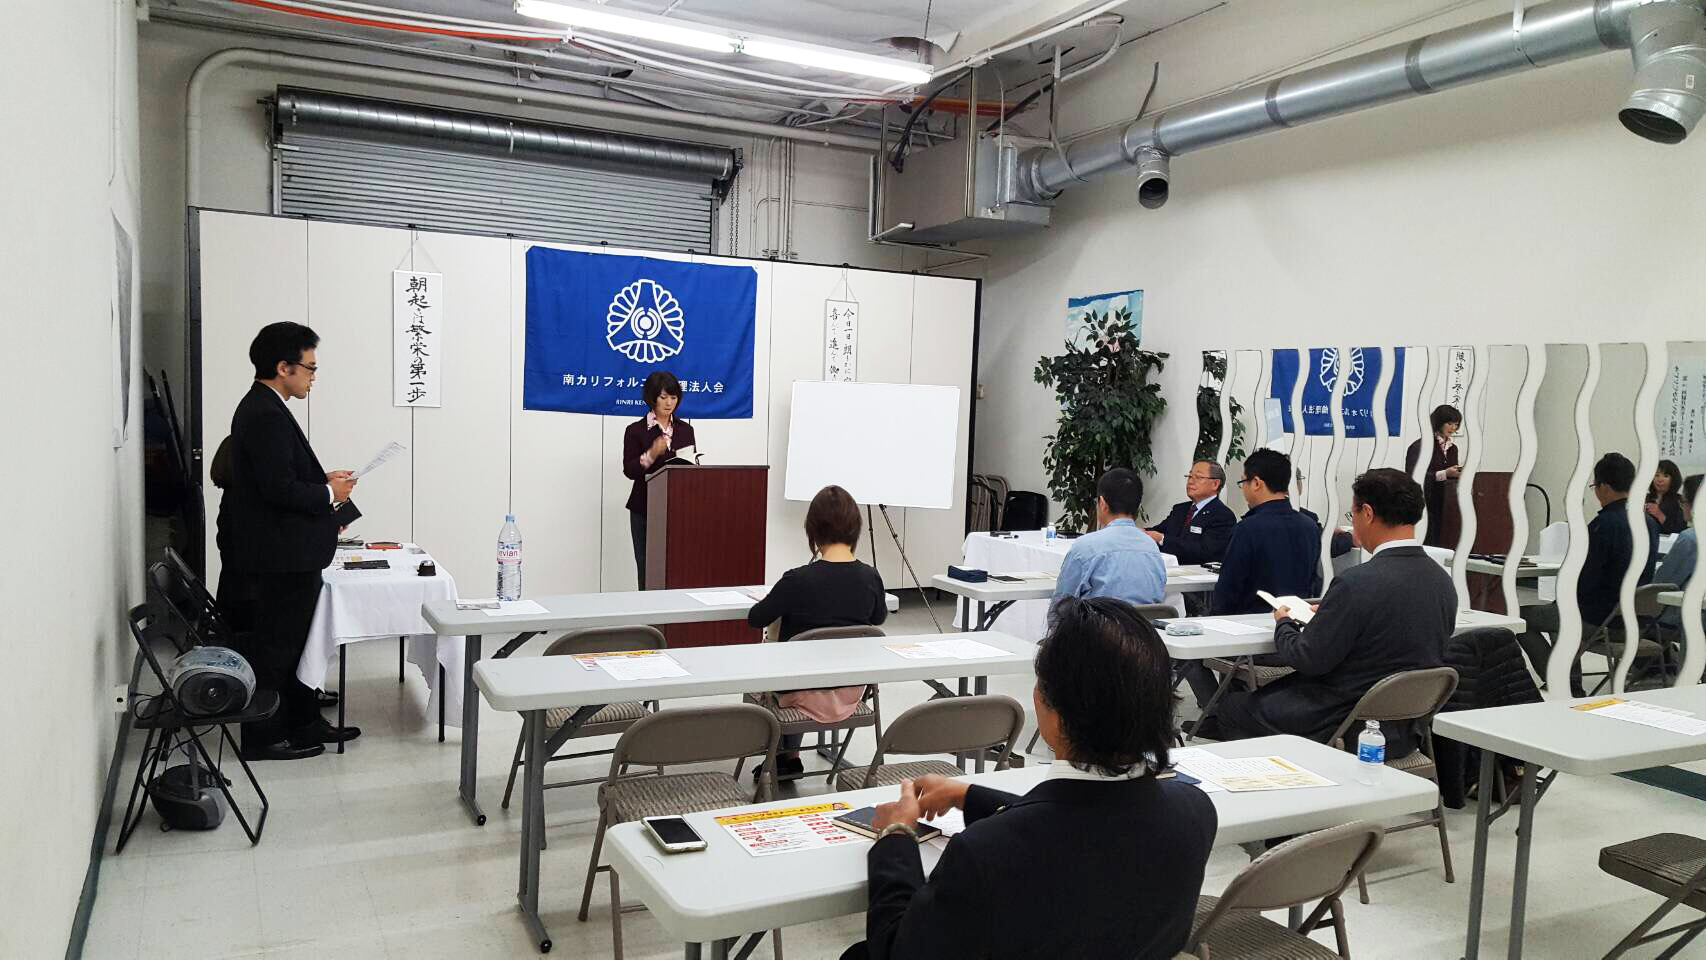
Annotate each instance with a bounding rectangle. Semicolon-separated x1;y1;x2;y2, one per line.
216;322;362;760
1207;468;1454;755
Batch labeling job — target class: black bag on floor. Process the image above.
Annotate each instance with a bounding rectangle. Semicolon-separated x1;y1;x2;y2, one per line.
147;760;226;832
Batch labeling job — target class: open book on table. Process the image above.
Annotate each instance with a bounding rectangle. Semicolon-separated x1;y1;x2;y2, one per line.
1257;590;1315;625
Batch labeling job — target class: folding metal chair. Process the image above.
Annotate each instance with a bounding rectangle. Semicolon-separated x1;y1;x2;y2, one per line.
836;695;1024;790
1598;832;1706;959
744;624;884;783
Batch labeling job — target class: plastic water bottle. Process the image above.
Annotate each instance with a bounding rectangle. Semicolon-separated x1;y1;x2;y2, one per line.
496;514;522;601
1044;522;1057;541
1356;720;1386;785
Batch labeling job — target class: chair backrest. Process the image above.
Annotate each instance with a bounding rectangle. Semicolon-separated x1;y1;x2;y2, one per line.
1130;603;1179;622
146;557;231;654
126;603;182;714
611;704;780;772
1328;667;1459;748
787;624;886;644
867;695;1025;771
543;625;666;658
1635;582;1680;618
1188;820;1383;951
1537;521;1570;562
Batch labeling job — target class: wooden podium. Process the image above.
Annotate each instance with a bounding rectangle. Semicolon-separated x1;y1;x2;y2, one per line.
645;464;768;648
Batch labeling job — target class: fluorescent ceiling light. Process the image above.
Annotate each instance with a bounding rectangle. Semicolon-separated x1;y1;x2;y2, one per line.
739;39;932;86
515;0;736;53
515;0;933;85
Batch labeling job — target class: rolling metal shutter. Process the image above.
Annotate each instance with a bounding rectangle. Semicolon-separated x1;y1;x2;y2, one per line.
272;88;732;252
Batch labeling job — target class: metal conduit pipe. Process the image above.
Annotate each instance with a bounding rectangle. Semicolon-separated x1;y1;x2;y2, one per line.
186;47;876;207
1015;0;1706;206
274;88;739;191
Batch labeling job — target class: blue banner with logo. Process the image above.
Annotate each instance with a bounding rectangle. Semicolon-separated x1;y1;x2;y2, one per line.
1270;347;1405;437
523;247;757;418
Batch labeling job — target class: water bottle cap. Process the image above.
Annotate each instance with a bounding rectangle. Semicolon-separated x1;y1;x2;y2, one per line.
1365;720;1379;729
505;514;516;522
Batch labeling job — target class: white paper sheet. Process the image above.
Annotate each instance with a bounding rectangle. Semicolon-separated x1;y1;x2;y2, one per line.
716;803;864;857
1172;755;1335;792
1174;574;1220;583
1257;591;1315;624
596;652;689;681
688;590;756;606
1199;618;1273;636
885;638;1008;660
353;441;407;479
922;808;966;838
481;599;549;617
1575;698;1706;736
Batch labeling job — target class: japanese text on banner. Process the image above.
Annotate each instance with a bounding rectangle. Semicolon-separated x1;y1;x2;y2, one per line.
393;270;443;407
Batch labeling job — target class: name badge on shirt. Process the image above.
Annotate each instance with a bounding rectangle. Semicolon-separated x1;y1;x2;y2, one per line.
1189;526;1204;535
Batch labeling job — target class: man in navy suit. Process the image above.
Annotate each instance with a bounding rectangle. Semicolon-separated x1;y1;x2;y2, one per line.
1146;459;1237;566
216;322;362;760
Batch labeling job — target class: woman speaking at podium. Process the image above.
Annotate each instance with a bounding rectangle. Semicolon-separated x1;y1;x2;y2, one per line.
623;371;696;589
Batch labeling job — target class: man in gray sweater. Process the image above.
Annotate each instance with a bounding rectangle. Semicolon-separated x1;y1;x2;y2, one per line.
1213;468;1456;756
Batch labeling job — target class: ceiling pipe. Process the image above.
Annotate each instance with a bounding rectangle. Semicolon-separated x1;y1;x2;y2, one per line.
1015;0;1706;207
186;47;875;207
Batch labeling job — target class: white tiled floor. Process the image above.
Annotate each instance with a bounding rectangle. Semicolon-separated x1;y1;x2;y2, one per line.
85;598;1703;959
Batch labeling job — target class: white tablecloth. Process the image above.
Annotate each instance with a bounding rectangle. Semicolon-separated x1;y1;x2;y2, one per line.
298;546;464;726
952;531;1183;640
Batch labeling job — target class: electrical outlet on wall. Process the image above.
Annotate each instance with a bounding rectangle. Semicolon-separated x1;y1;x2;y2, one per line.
975;383;987;400
111;683;130;713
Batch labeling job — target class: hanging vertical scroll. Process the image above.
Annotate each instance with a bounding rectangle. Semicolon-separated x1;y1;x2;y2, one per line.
394;270;443;407
824;299;858;382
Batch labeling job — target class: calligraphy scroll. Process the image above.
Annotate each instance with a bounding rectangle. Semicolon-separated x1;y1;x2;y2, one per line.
1660;358;1706;461
393;270;442;407
1443;346;1474;408
824;300;858;382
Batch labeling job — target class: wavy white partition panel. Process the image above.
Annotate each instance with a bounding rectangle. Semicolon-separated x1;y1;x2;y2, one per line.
1503;345;1545;619
1409;347;1443;545
1450;345;1490;608
1613;342;1664;693
1319;345;1352;590
1252;349;1274;455
1214;353;1234;475
1368;346;1397;473
1548;344;1601;699
1682;425;1706;684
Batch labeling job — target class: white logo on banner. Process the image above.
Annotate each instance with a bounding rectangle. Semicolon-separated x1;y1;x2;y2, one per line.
606;278;685;363
1318;347;1366;394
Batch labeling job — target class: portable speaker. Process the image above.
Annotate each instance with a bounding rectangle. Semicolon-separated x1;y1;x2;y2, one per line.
169;646;255;717
147;761;225;831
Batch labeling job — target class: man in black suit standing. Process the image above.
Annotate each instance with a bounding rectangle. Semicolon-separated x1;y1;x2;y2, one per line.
217;322;362;760
1145;459;1236;566
1208;468;1455;756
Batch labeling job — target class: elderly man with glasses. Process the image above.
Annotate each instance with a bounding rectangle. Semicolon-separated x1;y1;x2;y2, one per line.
1145;459;1237;567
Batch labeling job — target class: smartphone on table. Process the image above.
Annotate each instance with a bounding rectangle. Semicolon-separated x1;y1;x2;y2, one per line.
644;815;708;853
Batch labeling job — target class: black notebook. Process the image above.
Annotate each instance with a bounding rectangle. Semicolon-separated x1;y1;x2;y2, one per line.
832;806;943;843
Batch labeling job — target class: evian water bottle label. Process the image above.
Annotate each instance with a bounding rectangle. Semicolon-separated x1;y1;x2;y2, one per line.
497;545;521;563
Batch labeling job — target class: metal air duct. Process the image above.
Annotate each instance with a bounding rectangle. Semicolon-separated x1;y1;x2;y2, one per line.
1013;0;1706;207
273;87;741;195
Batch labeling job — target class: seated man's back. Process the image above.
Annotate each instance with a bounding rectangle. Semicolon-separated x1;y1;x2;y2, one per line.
1212;497;1321;614
1051;468;1167;607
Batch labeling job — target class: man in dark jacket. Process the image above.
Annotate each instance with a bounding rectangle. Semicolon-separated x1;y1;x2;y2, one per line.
1211;449;1321;615
1518;452;1659;696
1211;468;1455;756
842;598;1216;960
216;322;361;760
1146;459;1237;566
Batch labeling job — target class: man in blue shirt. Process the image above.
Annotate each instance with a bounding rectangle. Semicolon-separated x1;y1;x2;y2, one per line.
1656;474;1702;634
1051;468;1167;612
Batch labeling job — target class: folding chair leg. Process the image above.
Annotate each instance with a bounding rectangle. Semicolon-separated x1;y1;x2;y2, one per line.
114;725;160;855
501;728;526;810
824;728;855;783
1356;868;1370;905
610;869;625;960
771;929;784;959
579;813;610;922
1435;797;1456;883
1657;922;1706;960
195;724;268;845
398;636;406;684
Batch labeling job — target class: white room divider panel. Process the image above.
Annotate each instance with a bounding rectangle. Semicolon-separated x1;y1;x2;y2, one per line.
193;210;978;600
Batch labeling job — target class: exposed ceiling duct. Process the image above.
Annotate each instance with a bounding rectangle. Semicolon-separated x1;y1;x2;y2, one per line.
272;87;741;194
1014;0;1706;208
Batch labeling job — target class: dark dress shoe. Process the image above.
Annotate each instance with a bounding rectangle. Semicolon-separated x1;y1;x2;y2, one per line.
315;689;340;708
295;717;362;744
753;755;805;780
240;739;326;761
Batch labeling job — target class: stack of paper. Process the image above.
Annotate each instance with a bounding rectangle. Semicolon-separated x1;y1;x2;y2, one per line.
1574;698;1706;736
884;638;1009;660
1171;753;1335;792
688;590;754;606
1197;618;1272;636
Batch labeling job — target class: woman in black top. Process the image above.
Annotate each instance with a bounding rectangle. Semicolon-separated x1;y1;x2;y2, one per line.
1405;404;1462;547
621;371;696;588
1648;459;1688;535
747;484;887;776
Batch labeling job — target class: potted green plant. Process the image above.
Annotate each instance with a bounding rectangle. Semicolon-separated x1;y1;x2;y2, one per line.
1033;306;1167;532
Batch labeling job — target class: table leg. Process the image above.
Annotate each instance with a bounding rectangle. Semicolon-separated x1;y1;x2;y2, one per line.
1462;749;1496;960
518;708;552;953
1186;656;1245;742
398;636;405;684
973;674;990;773
438;664;446;743
1506;763;1539;960
685;946;701;960
337;644;346;756
976;600;987;632
459;634;486;826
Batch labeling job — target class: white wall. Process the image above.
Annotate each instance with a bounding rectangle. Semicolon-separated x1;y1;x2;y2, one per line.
194;212;978;595
970;0;1706;523
0;1;144;955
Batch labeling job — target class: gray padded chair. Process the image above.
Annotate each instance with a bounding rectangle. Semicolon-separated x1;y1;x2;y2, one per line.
1325;666;1459;904
743;624;885;783
1183;820;1384;959
578;704;782;960
1598;832;1706;958
1581;582;1680;694
500;625;666;811
834;695;1025;790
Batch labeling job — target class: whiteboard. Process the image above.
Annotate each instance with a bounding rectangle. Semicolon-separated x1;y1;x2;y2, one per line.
784;380;961;509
